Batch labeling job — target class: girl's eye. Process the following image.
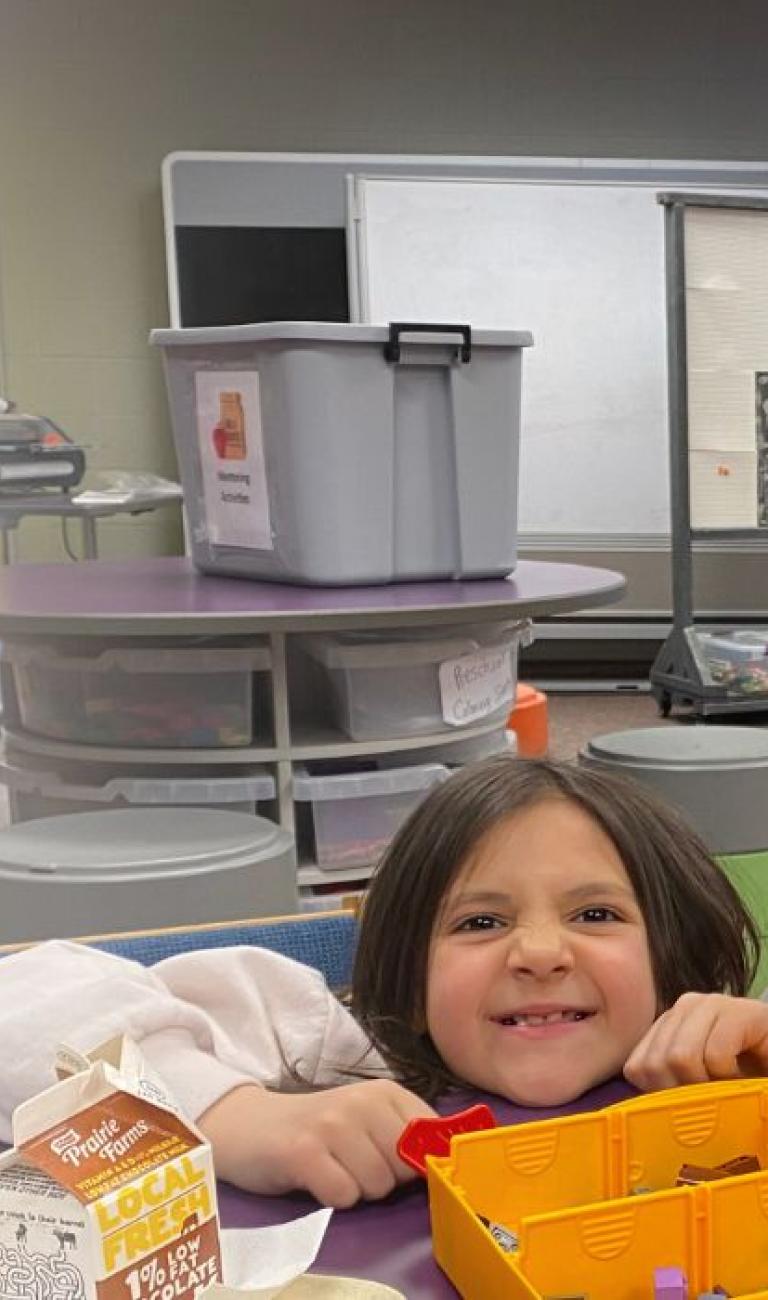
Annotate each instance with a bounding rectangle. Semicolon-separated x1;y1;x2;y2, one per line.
455;914;504;932
575;907;621;924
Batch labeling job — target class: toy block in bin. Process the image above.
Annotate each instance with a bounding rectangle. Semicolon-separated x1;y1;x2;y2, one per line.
654;1266;687;1299
399;1078;768;1300
507;684;548;757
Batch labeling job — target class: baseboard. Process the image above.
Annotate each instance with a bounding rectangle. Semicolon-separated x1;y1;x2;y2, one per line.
530;678;653;694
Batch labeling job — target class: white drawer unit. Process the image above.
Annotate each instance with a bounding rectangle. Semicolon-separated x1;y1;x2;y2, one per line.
1;637;271;748
299;620;531;741
0;752;276;822
0;614;530;892
293;760;449;870
0;551;628;920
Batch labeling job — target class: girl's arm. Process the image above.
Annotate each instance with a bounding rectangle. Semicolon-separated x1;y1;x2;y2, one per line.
0;940;382;1114
0;940;434;1204
624;991;768;1090
198;1079;434;1206
0;940;252;1136
153;946;436;1204
150;942;387;1090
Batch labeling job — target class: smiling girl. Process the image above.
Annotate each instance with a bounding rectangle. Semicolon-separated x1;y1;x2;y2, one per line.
2;757;766;1207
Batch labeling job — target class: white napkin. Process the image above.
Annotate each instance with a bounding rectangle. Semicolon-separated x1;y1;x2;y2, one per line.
208;1210;333;1299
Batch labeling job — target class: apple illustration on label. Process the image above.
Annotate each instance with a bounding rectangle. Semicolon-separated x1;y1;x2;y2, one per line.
212;422;228;458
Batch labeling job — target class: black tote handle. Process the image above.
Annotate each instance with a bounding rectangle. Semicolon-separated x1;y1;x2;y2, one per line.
384;321;472;363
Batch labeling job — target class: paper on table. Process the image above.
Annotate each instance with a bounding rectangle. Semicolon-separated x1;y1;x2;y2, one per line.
73;471;184;505
208;1210;333;1300
205;1212;404;1299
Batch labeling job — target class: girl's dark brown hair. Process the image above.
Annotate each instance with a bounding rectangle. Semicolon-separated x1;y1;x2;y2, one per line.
351;754;760;1101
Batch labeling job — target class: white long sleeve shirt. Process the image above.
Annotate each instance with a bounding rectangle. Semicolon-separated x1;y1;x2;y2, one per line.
0;940;387;1142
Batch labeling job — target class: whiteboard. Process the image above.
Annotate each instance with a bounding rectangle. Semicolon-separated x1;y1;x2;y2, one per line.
352;175;752;537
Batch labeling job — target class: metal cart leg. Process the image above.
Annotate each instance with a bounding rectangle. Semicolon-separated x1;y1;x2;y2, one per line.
80;516;99;560
0;527;17;565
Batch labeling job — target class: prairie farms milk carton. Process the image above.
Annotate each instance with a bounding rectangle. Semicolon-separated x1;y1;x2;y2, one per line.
0;1039;221;1300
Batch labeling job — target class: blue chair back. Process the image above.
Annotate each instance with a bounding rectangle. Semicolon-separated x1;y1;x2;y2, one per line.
89;912;359;990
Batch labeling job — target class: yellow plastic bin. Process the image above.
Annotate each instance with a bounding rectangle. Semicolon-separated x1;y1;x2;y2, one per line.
426;1079;768;1300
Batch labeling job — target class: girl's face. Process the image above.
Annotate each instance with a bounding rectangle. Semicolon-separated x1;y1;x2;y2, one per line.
426;796;658;1106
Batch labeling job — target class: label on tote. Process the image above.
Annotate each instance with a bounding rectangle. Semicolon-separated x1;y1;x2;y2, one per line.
439;646;514;727
195;370;273;550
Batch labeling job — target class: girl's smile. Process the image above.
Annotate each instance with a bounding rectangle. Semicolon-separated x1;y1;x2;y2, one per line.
425;795;659;1105
491;1005;596;1034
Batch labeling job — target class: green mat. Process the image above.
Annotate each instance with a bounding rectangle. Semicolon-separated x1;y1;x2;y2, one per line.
720;849;768;997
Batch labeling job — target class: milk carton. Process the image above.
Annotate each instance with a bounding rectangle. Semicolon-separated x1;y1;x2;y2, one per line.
0;1038;221;1300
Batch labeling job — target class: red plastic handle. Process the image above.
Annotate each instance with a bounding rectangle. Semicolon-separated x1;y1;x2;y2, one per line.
397;1103;497;1175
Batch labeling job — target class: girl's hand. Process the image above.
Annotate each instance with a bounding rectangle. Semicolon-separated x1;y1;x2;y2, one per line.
624;992;768;1091
198;1079;436;1207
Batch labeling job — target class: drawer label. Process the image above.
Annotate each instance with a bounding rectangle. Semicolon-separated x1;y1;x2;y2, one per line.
439;646;514;727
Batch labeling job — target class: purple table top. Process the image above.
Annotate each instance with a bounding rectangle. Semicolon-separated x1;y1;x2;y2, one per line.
0;556;625;636
217;1079;637;1297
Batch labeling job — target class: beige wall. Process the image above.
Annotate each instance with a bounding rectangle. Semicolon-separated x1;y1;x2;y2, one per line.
0;0;766;574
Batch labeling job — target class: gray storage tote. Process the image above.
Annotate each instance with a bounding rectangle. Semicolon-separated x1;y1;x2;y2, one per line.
150;321;532;585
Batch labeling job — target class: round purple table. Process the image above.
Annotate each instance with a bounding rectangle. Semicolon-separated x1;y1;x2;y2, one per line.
0;556;625;636
216;1080;637;1297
